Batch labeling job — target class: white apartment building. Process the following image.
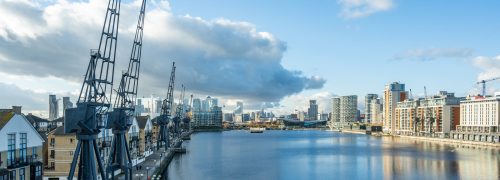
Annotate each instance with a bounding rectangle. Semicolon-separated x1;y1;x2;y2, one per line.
451;93;500;142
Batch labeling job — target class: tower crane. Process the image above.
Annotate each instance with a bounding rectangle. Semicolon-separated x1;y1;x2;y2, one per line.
64;0;121;179
107;0;147;179
158;62;176;150
477;77;500;96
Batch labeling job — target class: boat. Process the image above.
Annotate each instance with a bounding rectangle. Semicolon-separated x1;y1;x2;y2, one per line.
250;127;265;133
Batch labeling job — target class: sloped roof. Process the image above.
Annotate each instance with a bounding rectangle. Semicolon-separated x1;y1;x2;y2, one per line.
25;114;49;124
52;126;75;136
136;116;149;129
0;111;14;130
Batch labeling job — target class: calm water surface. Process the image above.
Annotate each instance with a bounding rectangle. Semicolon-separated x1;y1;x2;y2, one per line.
166;130;500;180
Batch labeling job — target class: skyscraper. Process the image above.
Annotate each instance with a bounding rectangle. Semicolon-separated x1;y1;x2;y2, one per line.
192;98;202;112
49;94;59;120
62;97;73;117
234;101;243;114
308;100;318;120
364;94;378;123
384;82;408;134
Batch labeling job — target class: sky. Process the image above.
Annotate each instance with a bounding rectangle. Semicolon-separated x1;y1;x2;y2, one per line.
1;0;500;117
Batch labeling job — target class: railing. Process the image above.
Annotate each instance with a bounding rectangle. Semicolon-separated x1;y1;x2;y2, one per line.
7;156;41;169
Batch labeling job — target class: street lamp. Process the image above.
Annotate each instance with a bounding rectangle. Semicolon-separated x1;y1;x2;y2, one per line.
135;173;144;180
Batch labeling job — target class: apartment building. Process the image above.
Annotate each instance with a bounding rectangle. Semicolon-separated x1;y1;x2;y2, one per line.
395;99;419;135
451;93;500;142
0;107;44;180
395;91;461;137
44;127;113;179
384;82;408;134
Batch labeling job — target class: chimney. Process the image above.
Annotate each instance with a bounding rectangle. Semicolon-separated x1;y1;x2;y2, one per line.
12;106;22;114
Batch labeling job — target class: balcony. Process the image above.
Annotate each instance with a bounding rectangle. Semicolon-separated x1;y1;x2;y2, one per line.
7;156;41;169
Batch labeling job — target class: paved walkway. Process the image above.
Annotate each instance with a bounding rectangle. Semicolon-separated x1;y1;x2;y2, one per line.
115;148;168;180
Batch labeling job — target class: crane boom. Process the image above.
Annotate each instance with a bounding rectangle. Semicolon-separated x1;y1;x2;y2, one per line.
158;62;176;150
107;1;147;179
477;77;500;96
65;0;121;179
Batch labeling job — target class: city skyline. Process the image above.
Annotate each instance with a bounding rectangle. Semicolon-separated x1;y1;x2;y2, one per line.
1;0;500;117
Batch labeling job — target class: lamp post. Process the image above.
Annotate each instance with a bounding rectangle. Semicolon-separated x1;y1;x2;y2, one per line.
135;173;144;180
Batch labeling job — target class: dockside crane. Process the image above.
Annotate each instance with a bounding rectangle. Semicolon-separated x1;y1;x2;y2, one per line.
477;77;500;96
64;0;121;179
173;85;186;136
158;62;176;150
107;0;147;179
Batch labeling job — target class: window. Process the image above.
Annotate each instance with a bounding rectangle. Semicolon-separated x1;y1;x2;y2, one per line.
50;150;55;159
7;134;15;166
8;170;15;180
70;138;73;143
19;168;24;180
35;165;42;176
32;147;37;159
20;133;27;163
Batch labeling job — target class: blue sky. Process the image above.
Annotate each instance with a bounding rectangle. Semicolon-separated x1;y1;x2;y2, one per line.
169;0;500;97
0;0;500;116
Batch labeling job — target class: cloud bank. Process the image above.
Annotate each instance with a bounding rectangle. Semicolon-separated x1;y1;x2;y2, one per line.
0;0;326;110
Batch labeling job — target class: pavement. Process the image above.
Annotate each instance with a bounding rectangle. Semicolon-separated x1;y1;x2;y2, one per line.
116;148;169;180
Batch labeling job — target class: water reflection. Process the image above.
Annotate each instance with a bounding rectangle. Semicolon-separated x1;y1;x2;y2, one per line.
167;130;499;180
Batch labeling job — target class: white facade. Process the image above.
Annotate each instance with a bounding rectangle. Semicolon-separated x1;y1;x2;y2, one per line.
459;96;500;128
0;114;45;151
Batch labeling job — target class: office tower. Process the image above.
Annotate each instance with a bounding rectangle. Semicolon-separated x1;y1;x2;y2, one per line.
62;97;73;117
308;100;318;120
234;101;243;114
49;94;59;120
193;98;202;112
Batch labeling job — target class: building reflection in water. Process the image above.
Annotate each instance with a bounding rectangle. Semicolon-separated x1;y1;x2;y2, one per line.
381;137;499;179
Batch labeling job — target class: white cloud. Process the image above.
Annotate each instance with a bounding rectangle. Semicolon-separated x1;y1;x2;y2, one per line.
0;0;325;112
394;48;474;61
470;55;500;95
269;91;336;115
338;0;394;19
473;55;500;81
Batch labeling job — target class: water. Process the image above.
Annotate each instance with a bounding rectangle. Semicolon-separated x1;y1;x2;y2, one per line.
166;130;500;180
